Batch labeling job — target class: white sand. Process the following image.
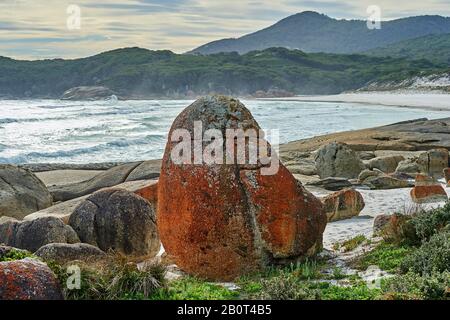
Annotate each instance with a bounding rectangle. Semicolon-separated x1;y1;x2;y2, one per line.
309;183;450;249
264;92;450;111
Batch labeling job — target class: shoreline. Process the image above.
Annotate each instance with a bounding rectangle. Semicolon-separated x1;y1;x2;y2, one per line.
261;92;450;111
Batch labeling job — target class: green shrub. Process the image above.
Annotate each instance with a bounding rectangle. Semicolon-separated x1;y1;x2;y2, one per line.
0;248;35;262
154;277;239;300
48;255;166;300
410;203;450;241
400;231;450;275
353;243;413;272
382;271;450;300
254;273;321;300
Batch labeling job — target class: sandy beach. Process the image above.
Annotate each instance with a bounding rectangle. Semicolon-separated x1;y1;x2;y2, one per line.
264;92;450;111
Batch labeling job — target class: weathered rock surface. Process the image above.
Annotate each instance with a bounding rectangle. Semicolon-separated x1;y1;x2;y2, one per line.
417;149;449;178
444;168;450;184
158;96;327;281
410;174;448;203
373;214;393;235
0;258;63;300
35;243;107;264
368;155;405;173
49;160;161;202
306;177;352;191
61;86;117;101
24;180;158;223
358;169;383;183
315;142;365;179
322;189;365;222
0;164;53;219
395;158;421;175
49;160;161;201
0;217;79;252
69;188;160;260
285;159;317;176
362;175;412;190
280;118;450;154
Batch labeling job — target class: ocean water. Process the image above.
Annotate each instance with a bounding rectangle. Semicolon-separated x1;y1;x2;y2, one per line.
1;99;450;164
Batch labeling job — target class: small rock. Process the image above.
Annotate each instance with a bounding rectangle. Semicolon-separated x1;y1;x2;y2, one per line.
0;258;63;300
322;189;365;222
315;142;365;179
373;215;392;235
368;155;405;173
396;158;420;175
35;243;107;264
307;177;353;191
363;175;412;190
418;149;449;178
358;151;376;160
410;174;448;204
444;168;450;184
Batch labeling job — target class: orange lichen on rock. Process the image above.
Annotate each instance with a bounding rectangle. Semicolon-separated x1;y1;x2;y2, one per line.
157;96;327;281
322;188;365;222
0;259;63;300
411;185;448;204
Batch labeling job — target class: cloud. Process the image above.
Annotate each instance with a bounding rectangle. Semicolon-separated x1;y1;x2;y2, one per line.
0;0;449;59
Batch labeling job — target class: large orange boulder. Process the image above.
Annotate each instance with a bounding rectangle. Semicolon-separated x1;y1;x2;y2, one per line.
157;96;327;281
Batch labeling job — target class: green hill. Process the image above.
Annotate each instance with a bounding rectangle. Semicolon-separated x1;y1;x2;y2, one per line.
0;47;446;99
366;33;450;65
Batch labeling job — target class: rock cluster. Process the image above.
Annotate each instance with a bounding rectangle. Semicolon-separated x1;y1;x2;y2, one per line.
0;217;79;252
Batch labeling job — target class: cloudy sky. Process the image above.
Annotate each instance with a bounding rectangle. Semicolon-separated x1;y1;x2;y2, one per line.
1;0;449;60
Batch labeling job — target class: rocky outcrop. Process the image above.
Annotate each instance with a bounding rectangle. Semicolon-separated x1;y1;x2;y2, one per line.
0;258;63;300
69;189;160;260
35;243;107;264
0;164;53;219
158;96;327;281
410;174;448;204
367;155;405;173
61;86;117;101
24;179;158;223
322;189;365;222
0;217;79;252
417;149;449;178
315;142;365;179
49;160;161;202
306;177;352;191
285;159;317;176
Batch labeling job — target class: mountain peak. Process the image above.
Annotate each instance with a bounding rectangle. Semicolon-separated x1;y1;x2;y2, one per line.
190;13;450;55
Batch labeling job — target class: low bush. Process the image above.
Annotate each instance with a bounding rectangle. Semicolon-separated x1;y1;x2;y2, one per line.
410;203;450;241
353;243;413;272
48;254;166;300
154;277;239;300
382;271;450;300
400;231;450;275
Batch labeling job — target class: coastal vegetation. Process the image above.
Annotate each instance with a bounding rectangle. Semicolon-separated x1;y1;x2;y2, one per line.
0;47;446;99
